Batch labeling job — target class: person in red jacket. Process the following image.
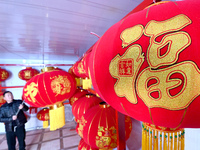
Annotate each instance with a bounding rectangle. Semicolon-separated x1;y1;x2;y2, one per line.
0;91;29;150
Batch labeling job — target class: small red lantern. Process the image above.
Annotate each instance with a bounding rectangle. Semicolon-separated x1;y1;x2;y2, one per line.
18;67;39;82
81;102;132;149
72;94;102;123
23;67;77;130
0;67;9;81
69;88;89;106
73;59;88;79
78;138;98;150
37;108;49;128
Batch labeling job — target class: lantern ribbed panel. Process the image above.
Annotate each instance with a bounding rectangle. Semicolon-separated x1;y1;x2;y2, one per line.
72;94;102;123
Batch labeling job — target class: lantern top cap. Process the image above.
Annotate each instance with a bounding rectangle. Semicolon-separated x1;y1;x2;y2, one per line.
99;102;110;108
41;67;54;72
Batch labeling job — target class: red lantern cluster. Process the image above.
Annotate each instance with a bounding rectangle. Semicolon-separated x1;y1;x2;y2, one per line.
18;67;39;82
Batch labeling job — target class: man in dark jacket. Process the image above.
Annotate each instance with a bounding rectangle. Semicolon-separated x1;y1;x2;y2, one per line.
0;91;29;150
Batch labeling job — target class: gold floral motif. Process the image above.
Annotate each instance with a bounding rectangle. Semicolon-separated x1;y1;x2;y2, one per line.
78;116;87;138
24;82;38;103
51;75;71;96
96;126;117;149
24;70;32;79
78;61;86;74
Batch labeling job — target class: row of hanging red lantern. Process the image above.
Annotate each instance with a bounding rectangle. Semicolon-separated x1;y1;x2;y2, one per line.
80;0;200;149
0;67;10;107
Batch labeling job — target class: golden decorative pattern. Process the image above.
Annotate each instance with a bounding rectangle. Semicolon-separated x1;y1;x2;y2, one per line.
109;14;195;111
109;45;144;104
78;61;86;74
96;126;117;149
120;24;144;48
24;82;38;103
144;14;191;69
51;75;71;96
78;116;87;138
137;61;200;110
1;71;8;80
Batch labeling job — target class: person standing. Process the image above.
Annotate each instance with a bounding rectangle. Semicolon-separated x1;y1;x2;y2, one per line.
0;91;29;150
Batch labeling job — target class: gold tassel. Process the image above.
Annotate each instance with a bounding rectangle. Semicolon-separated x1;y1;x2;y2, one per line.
150;129;152;150
154;130;158;150
75;78;82;87
170;133;173;150
142;123;185;150
178;132;181;150
181;130;185;150
43;120;49;128
49;103;65;131
82;78;92;89
164;132;167;150
142;124;145;150
168;132;170;150
147;127;149;150
174;133;178;150
160;132;162;150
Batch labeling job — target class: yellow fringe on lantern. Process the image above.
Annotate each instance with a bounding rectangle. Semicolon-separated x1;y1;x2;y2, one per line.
82;78;92;89
142;123;185;150
75;78;82;87
43;120;49;128
49;103;65;131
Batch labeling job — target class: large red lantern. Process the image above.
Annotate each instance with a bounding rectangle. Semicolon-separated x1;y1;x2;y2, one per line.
0;67;9;81
37;108;49;128
18;67;39;82
69;88;89;106
89;0;200;129
23;67;76;130
81;102;132;149
72;94;102;123
78;138;98;150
